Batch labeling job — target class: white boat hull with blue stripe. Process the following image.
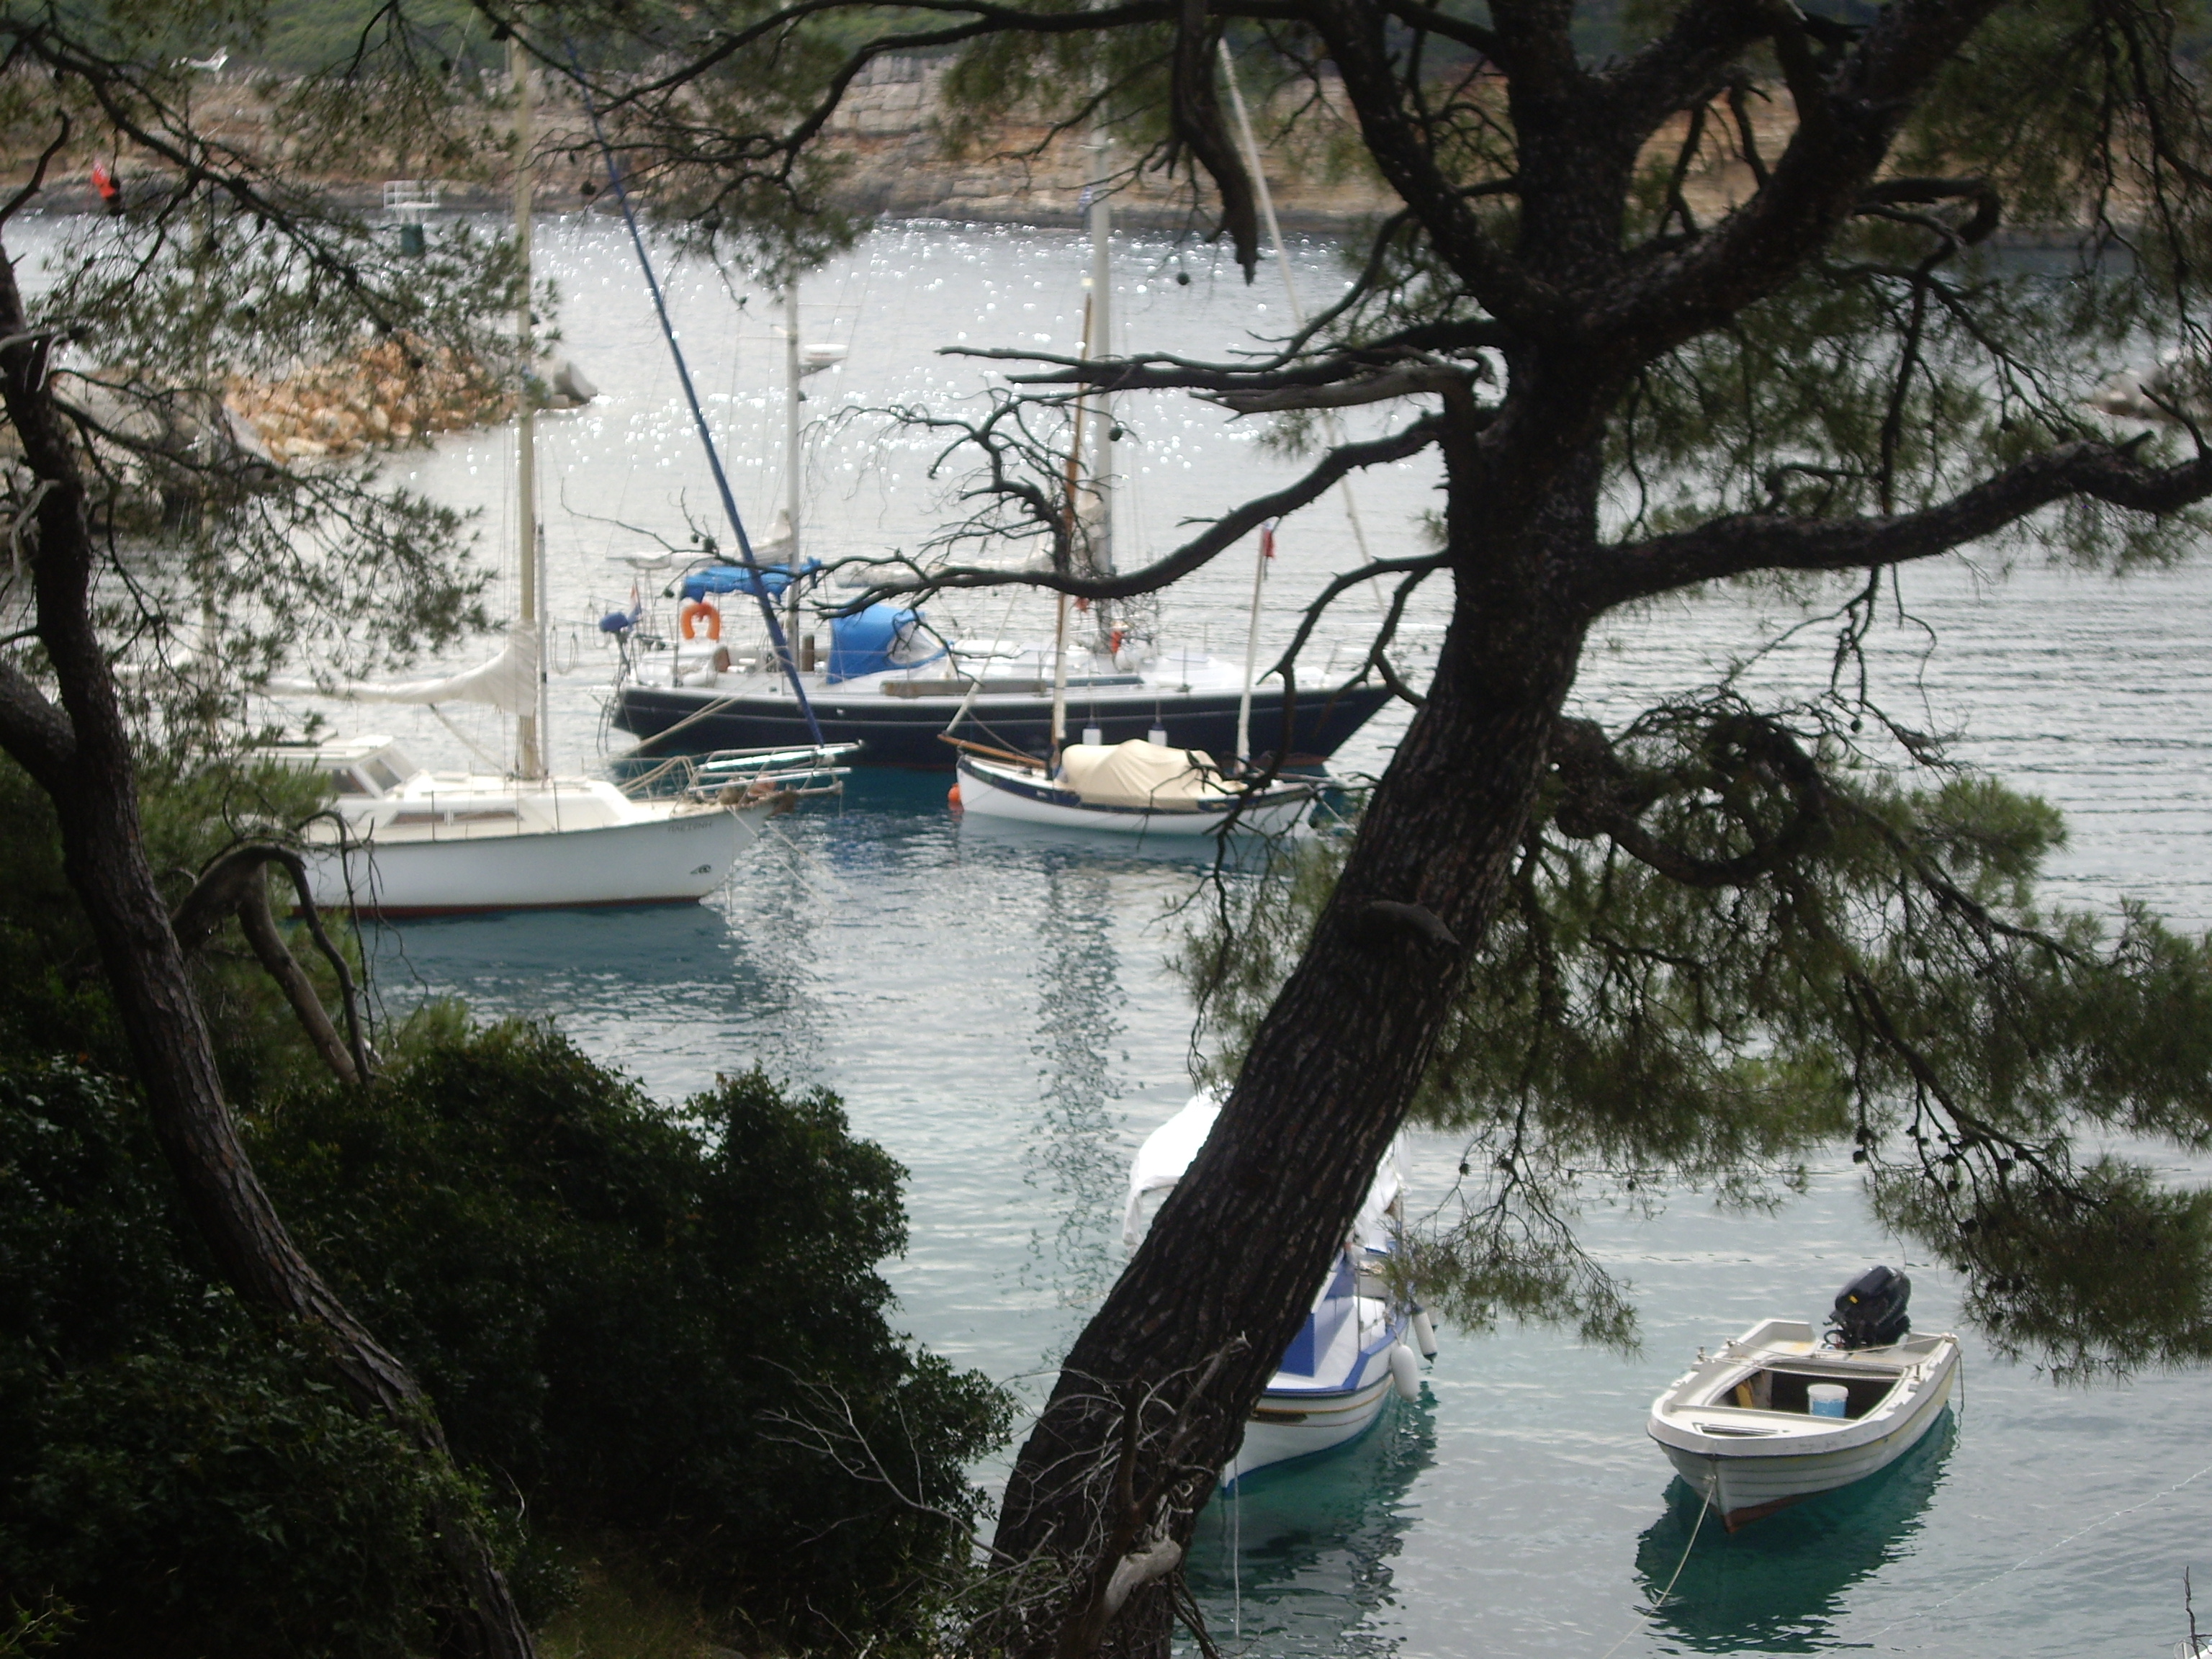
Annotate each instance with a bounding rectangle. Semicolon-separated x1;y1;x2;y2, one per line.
1123;1094;1434;1490
1228;1268;1416;1489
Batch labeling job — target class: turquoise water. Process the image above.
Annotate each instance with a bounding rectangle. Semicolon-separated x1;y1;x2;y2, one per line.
234;218;2212;1658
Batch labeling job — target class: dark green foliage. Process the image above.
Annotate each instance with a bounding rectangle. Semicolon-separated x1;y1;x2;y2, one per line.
1180;699;2212;1375
249;1023;1010;1651
0;1029;1008;1654
0;1059;475;1659
0;750;356;1111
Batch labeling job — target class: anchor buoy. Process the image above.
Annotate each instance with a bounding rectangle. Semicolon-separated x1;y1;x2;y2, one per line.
948;783;963;811
680;599;721;640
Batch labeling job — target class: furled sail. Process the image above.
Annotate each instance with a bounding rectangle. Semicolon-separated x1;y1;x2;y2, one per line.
269;624;538;717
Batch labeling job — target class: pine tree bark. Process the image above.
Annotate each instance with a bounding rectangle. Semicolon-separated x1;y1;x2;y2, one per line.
0;246;536;1658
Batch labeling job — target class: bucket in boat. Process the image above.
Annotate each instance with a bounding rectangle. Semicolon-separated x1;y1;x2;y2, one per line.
1807;1383;1848;1419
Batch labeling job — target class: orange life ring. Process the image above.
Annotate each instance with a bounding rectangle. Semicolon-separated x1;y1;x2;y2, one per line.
680;599;721;641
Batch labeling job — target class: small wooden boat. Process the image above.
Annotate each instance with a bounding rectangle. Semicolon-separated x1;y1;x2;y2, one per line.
953;740;1318;838
1123;1095;1436;1488
1647;1269;1959;1531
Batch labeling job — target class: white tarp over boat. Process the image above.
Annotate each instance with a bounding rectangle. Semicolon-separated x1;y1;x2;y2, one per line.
269;624;539;716
1124;1093;1220;1245
1122;1092;1402;1248
1058;740;1230;809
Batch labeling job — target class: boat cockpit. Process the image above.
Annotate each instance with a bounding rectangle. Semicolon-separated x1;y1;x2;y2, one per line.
1707;1366;1900;1421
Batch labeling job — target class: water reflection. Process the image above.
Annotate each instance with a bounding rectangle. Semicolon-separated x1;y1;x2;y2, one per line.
1025;858;1133;1307
363;899;752;1002
953;807;1238;866
1183;1398;1438;1659
1634;1410;1956;1653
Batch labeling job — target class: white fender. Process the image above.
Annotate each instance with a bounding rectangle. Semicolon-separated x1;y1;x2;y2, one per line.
1388;1341;1421;1402
1411;1308;1439;1359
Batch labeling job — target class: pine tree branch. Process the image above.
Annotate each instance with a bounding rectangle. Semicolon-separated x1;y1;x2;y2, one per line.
860;413;1444;603
1588;0;2010;352
1581;441;2212;611
0;657;76;789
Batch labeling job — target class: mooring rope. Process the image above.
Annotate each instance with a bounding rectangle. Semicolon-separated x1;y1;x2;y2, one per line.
1594;1467;1714;1659
1859;1454;2212;1649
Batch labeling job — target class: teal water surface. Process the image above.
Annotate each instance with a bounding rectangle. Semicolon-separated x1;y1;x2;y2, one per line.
210;216;2212;1658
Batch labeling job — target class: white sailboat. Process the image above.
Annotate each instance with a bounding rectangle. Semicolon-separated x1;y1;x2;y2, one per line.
260;732;751;917
1123;1094;1435;1488
261;43;797;917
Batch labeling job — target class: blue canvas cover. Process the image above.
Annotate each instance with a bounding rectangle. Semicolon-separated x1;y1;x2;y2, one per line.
680;559;820;601
828;603;940;682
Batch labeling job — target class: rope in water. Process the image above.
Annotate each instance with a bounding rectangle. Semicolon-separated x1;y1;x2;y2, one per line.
1859;1453;2212;1649
1231;1465;1243;1649
1594;1467;1714;1659
569;49;826;745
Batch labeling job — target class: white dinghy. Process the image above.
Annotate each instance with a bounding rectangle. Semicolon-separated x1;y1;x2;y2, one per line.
954;739;1317;838
1123;1094;1437;1488
1647;1267;1959;1531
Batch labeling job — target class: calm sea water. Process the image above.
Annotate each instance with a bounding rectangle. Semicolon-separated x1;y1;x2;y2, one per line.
150;215;2212;1657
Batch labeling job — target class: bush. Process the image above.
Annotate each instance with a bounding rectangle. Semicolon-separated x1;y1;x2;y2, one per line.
0;1060;479;1659
0;1028;1008;1656
254;1024;1011;1650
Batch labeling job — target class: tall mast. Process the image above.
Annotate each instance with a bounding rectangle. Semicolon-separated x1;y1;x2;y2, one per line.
783;282;804;675
1083;155;1114;588
1235;521;1268;765
511;37;544;779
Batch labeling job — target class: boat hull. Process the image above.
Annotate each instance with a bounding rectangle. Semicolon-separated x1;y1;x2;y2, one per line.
1658;1382;1955;1529
611;680;1394;769
300;808;746;917
1225;1370;1398;1490
955;754;1315;837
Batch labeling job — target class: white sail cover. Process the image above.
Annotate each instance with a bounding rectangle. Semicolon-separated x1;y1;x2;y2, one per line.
1121;1090;1403;1250
1058;740;1229;809
269;624;538;716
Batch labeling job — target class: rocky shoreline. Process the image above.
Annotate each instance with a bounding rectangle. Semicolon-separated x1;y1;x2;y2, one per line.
224;339;512;462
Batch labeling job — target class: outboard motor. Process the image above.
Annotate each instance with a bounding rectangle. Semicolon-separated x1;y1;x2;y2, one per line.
1827;1264;1912;1349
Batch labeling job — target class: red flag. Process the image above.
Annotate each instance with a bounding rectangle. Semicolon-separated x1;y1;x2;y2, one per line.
90;161;118;204
1259;519;1277;559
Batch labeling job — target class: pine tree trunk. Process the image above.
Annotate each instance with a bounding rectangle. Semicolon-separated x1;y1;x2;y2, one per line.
989;436;1595;1659
0;250;537;1659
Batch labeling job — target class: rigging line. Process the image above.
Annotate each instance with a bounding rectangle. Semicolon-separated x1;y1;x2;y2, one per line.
427;703;508;773
570;50;825;745
1862;1452;2212;1648
942;588;1025;735
1217;42;1385;618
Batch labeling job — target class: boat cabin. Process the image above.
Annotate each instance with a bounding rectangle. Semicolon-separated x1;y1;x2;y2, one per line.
257;735;419;799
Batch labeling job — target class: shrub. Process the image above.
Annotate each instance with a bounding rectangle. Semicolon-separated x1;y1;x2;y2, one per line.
0;1027;1004;1655
255;1025;1011;1650
0;1060;477;1659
